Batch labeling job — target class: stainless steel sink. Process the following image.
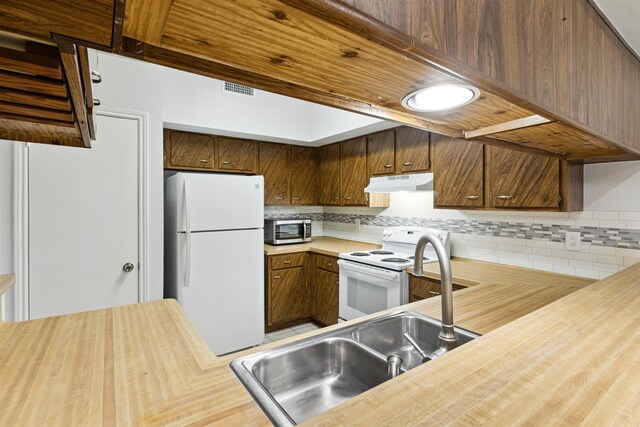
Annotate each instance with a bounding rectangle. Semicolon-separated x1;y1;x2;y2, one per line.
352;312;479;370
231;311;480;426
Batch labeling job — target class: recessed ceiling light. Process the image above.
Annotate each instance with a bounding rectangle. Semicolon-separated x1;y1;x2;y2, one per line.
401;84;480;112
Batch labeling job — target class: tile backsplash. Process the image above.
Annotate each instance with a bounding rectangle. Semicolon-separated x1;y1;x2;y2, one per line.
264;192;640;280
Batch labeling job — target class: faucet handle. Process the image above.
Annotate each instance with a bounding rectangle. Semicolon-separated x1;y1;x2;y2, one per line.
403;332;433;363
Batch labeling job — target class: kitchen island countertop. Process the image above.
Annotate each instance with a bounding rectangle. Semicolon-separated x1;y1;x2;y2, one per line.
3;260;638;424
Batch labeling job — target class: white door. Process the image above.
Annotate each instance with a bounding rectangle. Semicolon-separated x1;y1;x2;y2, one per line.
28;113;141;319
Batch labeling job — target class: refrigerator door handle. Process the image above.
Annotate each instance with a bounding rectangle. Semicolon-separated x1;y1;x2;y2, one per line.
184;179;192;287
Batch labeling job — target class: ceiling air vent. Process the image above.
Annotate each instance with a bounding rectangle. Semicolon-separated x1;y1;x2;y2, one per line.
223;81;255;97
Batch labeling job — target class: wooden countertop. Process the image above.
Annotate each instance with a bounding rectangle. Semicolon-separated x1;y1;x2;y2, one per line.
264;236;380;257
413;257;596;289
3;261;627;425
311;263;640;426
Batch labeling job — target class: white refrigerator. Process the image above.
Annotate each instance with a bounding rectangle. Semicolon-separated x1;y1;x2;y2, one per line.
165;173;264;355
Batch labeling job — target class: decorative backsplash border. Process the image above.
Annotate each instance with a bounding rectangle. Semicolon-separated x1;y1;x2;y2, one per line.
321;213;640;249
264;212;324;222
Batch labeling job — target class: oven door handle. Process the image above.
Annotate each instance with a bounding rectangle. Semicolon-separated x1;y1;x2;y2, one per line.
338;260;400;281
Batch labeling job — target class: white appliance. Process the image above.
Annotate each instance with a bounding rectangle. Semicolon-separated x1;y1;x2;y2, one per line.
364;172;433;193
338;227;450;321
165;173;265;355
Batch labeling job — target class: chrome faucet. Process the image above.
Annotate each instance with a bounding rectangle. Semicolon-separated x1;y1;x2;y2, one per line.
413;233;458;359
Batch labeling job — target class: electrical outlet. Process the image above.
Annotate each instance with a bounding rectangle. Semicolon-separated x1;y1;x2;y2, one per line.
565;231;581;251
355;218;361;229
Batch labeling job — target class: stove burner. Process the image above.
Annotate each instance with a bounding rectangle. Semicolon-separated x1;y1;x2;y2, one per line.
408;256;429;261
370;250;394;255
381;257;410;263
350;252;371;257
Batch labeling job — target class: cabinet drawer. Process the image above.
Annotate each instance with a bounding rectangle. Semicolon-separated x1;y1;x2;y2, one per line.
271;253;305;270
316;254;339;273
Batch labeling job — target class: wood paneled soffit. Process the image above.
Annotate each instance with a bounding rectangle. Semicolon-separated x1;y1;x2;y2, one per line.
118;0;639;161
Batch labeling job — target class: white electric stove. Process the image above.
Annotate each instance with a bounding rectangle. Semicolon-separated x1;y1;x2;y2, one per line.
338;227;450;320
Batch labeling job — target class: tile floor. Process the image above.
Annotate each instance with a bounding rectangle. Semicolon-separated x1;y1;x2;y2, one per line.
263;322;320;345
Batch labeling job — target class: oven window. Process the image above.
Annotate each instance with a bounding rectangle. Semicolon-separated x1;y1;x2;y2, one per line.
347;278;388;315
276;224;302;240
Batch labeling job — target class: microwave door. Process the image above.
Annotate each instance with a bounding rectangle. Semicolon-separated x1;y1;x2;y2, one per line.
276;223;304;241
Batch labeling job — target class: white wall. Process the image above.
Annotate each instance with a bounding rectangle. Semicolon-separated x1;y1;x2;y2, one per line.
0;141;14;320
161;67;387;145
91;52;165;301
584;161;640;211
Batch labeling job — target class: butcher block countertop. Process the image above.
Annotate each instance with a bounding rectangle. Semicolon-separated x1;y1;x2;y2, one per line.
3;262;640;425
411;257;596;289
263;236;380;256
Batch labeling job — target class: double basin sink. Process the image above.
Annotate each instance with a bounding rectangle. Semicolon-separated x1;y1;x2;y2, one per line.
231;311;480;425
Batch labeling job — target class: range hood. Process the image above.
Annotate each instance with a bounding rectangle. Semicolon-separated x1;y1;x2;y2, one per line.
364;173;434;193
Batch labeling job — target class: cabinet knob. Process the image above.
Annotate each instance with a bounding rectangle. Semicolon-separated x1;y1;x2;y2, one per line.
283;260;291;264
336;281;339;285
293;197;300;201
384;164;392;168
333;196;339;200
466;195;480;200
327;263;333;266
221;161;231;165
402;161;412;166
274;275;282;279
199;159;209;163
428;290;440;296
276;196;285;200
497;195;513;200
344;197;351;200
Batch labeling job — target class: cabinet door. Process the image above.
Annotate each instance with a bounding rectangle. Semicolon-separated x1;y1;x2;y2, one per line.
271;267;309;324
409;275;466;302
217;137;258;173
319;143;341;205
312;268;339;326
290;145;318;205
432;134;484;208
340;137;368;205
395;127;430;173
367;130;395;175
260;142;290;205
486;145;560;208
167;130;214;169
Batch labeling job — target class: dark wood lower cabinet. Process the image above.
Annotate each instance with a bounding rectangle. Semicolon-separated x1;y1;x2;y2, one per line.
270;267;309;324
311;268;339;326
266;253;311;331
409;274;466;303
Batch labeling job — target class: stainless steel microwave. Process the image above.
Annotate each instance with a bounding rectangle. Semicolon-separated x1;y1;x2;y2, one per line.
264;219;312;245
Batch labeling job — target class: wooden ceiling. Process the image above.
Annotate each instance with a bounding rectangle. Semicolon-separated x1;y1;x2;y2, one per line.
0;39;93;147
121;0;638;161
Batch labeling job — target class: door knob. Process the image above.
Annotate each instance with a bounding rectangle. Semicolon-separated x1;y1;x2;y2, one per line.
123;263;135;273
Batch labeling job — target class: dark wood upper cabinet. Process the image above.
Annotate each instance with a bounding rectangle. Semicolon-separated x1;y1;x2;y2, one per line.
432;135;484;208
166;129;214;169
367;130;395;176
485;146;560;209
259;142;290;205
290;145;318;205
217;137;258;173
319;143;341;205
395;127;430;173
340;137;368;205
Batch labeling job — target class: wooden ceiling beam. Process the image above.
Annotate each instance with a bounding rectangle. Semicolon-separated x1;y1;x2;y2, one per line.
464;115;551;139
